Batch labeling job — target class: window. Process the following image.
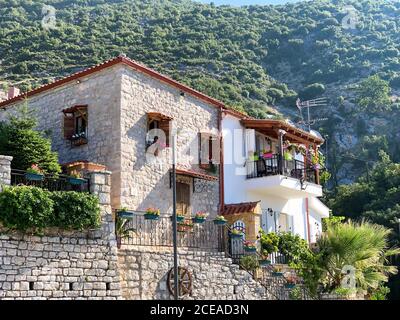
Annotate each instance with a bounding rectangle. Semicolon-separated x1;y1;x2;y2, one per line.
146;112;172;149
63;105;88;147
199;132;220;168
176;182;191;217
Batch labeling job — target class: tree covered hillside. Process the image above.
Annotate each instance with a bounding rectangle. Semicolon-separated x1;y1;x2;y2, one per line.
1;0;400;184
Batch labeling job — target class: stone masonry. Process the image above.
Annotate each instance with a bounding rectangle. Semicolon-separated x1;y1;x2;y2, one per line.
0;60;220;216
0;156;12;192
0;159;122;300
118;246;267;300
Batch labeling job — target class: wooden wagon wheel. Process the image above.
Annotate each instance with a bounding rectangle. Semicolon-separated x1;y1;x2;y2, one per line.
167;267;193;297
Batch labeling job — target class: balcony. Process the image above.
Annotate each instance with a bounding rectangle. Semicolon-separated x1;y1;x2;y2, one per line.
244;155;322;198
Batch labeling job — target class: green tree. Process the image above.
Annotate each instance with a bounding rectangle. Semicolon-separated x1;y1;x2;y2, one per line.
0;104;61;174
355;75;392;111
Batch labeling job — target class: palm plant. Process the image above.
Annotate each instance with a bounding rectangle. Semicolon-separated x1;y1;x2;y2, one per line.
115;217;136;249
316;220;400;295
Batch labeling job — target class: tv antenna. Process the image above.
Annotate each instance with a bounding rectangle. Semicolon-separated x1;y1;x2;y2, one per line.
296;97;328;132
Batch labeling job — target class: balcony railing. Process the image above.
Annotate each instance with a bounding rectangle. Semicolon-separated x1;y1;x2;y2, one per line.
10;169;90;192
246;155;318;184
118;211;226;251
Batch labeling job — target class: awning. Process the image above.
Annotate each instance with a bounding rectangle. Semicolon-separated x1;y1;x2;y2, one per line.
241;119;324;145
174;168;218;181
221;201;261;215
62;105;88;115
309;197;330;218
147;112;173;121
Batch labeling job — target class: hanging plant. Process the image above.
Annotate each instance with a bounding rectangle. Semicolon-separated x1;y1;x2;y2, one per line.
144;207;160;220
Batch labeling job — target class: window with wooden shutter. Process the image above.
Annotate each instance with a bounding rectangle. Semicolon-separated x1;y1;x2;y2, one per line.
199;132;220;168
62;105;88;147
176;182;191;217
147;112;172;150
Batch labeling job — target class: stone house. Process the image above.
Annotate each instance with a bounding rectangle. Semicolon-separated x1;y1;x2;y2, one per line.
0;55;330;244
0;55;225;218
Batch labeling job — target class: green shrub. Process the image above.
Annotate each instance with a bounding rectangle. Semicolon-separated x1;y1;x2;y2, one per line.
50;192;101;230
0;186;53;232
240;255;260;272
260;230;280;254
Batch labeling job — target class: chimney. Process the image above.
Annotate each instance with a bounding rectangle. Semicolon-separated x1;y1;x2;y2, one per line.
7;86;20;99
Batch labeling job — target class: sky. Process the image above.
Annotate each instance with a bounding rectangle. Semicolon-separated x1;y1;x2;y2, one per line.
195;0;302;5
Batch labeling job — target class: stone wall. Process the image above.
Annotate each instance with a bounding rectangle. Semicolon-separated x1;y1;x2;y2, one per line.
119;67;220;215
0;156;12;192
0;62;220;215
118;246;267;300
0;65;123;211
0;160;122;300
0;235;121;300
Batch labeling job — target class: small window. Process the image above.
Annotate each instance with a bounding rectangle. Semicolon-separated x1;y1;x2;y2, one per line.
63;105;88;147
199;132;220;168
146;112;172;155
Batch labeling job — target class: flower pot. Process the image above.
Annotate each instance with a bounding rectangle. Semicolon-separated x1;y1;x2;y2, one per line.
67;177;86;185
144;213;159;220
244;247;257;253
263;153;273;159
192;217;206;224
213;219;227;226
285;283;296;289
259;259;272;266
230;233;243;239
272;272;284;277
25;173;44;181
117;211;134;219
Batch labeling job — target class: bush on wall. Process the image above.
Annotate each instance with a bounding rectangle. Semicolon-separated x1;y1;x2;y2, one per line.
0;186;101;232
50;191;101;230
0;186;54;232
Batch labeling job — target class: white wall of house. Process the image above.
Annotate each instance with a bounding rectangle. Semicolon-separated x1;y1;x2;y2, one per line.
222;113;328;243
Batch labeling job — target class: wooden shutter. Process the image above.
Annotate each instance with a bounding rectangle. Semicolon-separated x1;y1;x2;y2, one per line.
199;133;209;165
176;182;191;216
63;113;75;139
210;135;220;164
159;119;170;147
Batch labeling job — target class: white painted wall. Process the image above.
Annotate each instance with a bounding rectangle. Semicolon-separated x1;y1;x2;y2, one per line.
222;114;328;243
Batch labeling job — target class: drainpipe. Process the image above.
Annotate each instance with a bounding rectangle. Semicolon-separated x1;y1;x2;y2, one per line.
278;129;286;175
218;107;225;214
305;197;311;244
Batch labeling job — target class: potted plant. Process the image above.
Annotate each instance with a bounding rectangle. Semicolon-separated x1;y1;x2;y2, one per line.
115;217;136;249
284;274;298;289
244;241;257;253
25;164;44;181
213;215;228;226
177;220;194;233
67;172;86;185
192;211;207;224
259;252;272;266
230;229;244;239
116;207;134;219
272;265;284;277
144;207;160;220
250;152;259;161
171;213;185;222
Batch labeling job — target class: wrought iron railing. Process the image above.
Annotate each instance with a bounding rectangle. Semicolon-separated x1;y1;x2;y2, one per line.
10;169;90;192
246;156;318;184
117;211;226;251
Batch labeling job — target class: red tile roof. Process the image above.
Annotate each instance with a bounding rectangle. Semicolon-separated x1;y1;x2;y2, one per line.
0;55;247;120
175;168;218;181
221;201;260;215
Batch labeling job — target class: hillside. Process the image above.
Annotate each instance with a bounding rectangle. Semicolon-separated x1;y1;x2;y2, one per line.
1;0;400;185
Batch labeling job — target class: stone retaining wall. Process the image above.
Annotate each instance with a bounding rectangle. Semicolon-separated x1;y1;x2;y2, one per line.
0;234;121;300
118;246;267;300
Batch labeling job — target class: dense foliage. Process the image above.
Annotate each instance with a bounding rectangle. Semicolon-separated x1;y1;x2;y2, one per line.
0;105;61;174
0;186;54;232
0;186;101;232
50;191;101;230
